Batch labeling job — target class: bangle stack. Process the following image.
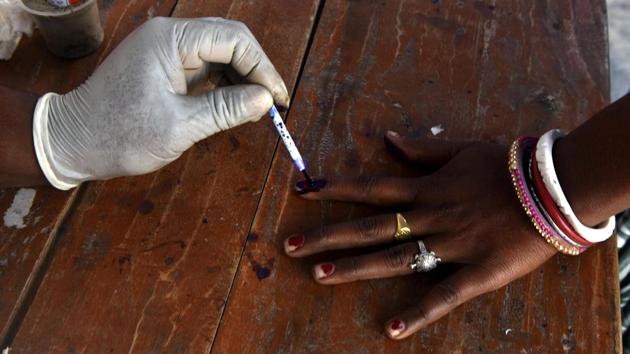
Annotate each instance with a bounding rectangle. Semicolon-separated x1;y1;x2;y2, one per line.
508;131;615;255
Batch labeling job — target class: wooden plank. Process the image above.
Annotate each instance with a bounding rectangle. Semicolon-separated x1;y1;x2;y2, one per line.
0;0;178;345
213;1;619;353
7;1;320;352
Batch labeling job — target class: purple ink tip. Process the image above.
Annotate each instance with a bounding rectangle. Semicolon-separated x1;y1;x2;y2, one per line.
295;178;327;194
302;170;314;186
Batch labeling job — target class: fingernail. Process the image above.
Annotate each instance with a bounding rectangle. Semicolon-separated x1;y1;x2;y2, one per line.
314;263;335;279
386;130;400;138
285;235;304;252
384;137;406;161
388;320;405;337
295;179;327;194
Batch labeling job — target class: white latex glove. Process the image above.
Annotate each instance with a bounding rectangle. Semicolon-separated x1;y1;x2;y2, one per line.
33;17;290;190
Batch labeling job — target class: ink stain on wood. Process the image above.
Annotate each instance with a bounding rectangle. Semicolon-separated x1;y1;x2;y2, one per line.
142;239;186;253
137;200;154;214
473;0;496;18
207;265;221;273
246;233;258;242
75;232;112;269
117;254;132;274
118;254;132;267
245;252;274;280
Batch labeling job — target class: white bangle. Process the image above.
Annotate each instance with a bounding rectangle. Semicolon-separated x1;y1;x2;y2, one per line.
535;129;615;243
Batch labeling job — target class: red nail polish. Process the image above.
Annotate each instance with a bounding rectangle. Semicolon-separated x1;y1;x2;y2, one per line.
321;263;334;275
315;263;335;279
286;235;304;252
390;320;403;331
389;319;405;337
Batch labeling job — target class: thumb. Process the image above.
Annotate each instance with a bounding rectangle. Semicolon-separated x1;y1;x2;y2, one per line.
384;130;471;167
185;84;273;137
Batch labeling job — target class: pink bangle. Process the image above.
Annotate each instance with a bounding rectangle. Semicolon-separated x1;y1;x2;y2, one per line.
508;137;583;255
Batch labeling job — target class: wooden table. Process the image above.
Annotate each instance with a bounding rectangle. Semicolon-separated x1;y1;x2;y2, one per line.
0;1;620;353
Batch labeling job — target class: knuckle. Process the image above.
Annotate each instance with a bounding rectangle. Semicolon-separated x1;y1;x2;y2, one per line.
433;282;461;305
433;203;460;220
147;16;169;27
414;307;430;324
236;21;250;32
477;263;511;290
227;20;249;35
434;204;453;218
349;257;361;278
356;176;378;197
354;217;384;241
411;178;432;205
384;244;414;269
221;18;240;26
318;225;334;245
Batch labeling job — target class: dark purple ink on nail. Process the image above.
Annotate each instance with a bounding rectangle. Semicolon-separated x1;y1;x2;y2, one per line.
295;178;327;194
302;170;314;185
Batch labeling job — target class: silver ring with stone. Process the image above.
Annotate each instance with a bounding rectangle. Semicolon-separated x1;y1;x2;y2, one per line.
410;240;441;272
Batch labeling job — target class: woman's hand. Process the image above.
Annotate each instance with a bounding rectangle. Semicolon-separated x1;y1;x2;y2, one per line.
33;17;289;190
283;131;558;339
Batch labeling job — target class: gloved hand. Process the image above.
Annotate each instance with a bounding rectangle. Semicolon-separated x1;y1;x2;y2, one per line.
33;17;289;190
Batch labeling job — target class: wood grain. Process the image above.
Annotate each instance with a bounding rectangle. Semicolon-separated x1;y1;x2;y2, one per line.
0;0;178;346
212;1;619;353
7;1;320;353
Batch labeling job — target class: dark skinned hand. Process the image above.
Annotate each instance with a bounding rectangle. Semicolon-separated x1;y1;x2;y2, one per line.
283;130;558;340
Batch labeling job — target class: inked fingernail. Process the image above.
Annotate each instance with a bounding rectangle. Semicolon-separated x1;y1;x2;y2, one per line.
295;179;327;194
285;235;305;252
388;320;405;337
314;263;335;279
386;130;400;138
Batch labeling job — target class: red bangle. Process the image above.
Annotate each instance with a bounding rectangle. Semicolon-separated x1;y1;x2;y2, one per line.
531;151;593;246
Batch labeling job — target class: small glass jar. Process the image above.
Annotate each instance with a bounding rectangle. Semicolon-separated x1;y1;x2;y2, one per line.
20;0;104;58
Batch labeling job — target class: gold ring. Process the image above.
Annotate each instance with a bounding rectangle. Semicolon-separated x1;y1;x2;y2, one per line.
393;213;411;241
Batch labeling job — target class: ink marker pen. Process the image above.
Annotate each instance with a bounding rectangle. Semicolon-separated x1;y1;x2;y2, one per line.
269;105;314;185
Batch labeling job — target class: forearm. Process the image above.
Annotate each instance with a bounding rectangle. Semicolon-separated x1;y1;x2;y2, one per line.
0;86;47;188
554;93;630;226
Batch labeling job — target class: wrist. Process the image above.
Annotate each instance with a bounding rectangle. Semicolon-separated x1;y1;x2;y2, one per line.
553;131;620;227
553;137;596;226
0;86;48;187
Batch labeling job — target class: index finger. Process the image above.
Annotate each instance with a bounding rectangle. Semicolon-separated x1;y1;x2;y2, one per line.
296;176;426;206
